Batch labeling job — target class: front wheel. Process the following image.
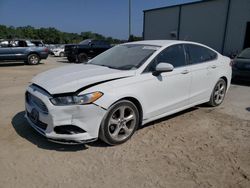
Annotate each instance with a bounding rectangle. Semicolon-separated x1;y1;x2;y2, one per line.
59;52;65;57
208;78;227;107
27;54;40;65
77;53;88;63
99;100;140;145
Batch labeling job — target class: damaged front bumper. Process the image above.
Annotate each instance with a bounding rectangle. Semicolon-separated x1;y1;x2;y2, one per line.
25;84;106;144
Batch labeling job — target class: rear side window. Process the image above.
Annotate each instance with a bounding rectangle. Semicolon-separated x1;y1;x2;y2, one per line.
185;44;217;64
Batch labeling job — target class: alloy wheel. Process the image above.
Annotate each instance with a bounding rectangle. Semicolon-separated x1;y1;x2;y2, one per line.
213;80;226;105
108;105;136;142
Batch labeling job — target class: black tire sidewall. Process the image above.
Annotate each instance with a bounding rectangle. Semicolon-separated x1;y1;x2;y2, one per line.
59;52;64;57
100;100;140;145
77;53;88;63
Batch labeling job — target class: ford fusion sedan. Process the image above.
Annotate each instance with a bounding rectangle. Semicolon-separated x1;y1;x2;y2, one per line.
25;40;232;145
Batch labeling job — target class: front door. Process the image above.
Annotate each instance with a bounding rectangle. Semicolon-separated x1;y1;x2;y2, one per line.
138;44;191;120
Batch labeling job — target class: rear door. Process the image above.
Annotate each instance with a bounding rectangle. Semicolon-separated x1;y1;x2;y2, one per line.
184;44;219;104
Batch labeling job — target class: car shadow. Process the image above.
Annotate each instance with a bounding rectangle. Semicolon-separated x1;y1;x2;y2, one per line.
0;62;26;67
56;60;71;63
12;106;211;150
0;62;45;67
12;111;88;151
139;107;199;130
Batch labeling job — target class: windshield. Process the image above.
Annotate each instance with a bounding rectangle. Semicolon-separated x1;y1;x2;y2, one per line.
79;39;91;45
88;44;159;70
238;48;250;59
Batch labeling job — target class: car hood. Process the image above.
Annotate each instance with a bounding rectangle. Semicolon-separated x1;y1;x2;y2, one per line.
32;64;135;94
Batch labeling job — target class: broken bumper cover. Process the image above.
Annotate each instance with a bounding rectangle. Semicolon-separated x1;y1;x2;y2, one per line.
25;85;106;144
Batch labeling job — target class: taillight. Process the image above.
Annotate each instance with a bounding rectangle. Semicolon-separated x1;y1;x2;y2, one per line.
44;47;49;52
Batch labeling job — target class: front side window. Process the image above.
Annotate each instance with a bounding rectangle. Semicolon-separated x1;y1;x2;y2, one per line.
79;39;91;45
88;44;159;70
145;44;186;72
185;44;217;64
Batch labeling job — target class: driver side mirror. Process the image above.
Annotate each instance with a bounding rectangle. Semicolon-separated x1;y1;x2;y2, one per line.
153;62;174;76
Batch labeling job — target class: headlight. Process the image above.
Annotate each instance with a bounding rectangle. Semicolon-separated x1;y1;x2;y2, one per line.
50;91;103;106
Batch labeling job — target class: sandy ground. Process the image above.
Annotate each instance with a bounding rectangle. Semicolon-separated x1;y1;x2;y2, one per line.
0;57;250;188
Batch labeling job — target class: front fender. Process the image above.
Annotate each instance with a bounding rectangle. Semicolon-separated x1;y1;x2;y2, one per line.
93;89;145;115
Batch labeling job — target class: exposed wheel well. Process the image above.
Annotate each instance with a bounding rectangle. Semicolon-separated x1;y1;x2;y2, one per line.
28;52;40;58
117;97;143;126
220;76;228;88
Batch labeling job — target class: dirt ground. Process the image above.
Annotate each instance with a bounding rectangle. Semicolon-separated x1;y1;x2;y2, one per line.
0;57;250;188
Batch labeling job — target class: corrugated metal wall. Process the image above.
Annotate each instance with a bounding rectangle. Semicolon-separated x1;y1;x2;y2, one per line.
144;7;179;40
143;0;250;55
178;0;227;52
224;0;250;55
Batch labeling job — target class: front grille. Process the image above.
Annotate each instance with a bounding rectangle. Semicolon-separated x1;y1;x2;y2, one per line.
27;111;48;131
26;92;48;113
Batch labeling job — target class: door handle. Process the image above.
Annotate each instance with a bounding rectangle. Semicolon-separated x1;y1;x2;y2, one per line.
211;65;217;69
181;70;189;74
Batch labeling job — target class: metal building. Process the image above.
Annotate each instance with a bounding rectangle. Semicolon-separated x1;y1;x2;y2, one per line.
143;0;250;56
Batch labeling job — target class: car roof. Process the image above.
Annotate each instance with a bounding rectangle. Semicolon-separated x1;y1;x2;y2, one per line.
123;40;206;47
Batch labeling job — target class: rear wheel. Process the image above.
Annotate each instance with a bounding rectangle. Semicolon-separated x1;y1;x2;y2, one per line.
27;54;40;65
59;52;65;57
77;53;88;63
99;100;139;145
208;78;227;107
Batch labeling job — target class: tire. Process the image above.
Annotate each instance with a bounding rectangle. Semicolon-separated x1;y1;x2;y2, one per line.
99;100;140;145
77;53;88;63
59;52;65;57
67;57;76;63
208;78;227;107
27;54;40;65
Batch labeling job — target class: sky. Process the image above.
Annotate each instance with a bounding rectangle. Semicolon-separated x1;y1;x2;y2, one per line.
0;0;199;39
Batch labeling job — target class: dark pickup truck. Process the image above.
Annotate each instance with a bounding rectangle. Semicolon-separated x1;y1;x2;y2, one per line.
64;39;111;63
0;39;49;65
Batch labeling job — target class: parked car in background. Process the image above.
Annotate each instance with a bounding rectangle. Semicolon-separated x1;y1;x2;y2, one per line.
25;40;231;145
64;39;111;63
0;39;49;65
232;48;250;81
45;44;56;55
51;45;65;57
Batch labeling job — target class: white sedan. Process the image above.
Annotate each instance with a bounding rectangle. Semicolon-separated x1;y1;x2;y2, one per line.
25;40;232;145
52;48;65;57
